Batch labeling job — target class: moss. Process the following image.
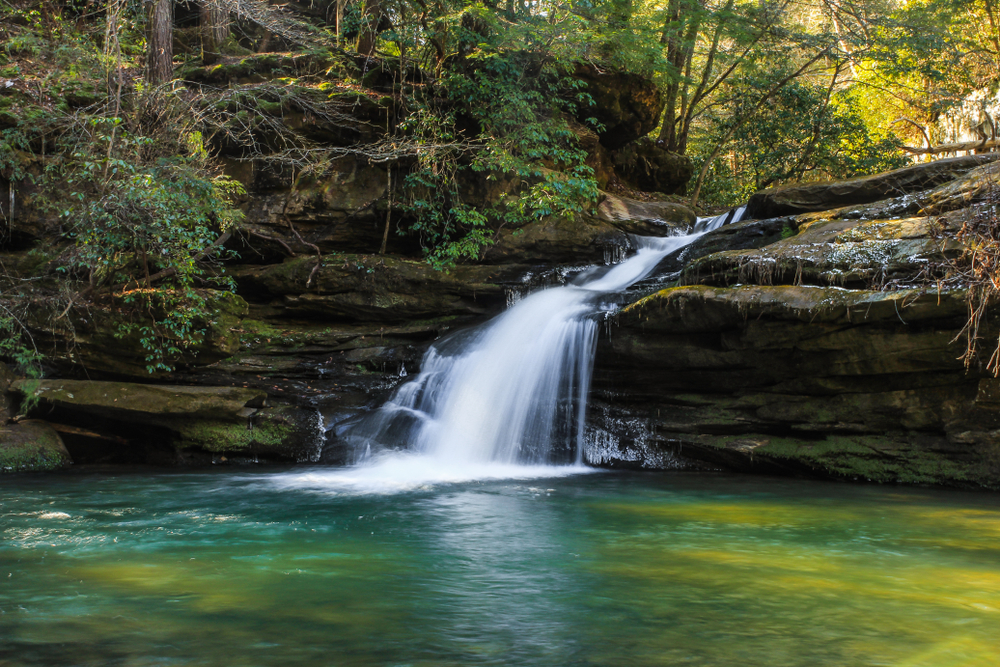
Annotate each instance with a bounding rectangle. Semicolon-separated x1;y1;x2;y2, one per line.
177;419;293;453
16;247;54;276
0;424;71;473
257;99;284;116
702;433;981;486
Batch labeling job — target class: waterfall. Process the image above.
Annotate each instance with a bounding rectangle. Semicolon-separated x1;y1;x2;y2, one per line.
339;208;742;472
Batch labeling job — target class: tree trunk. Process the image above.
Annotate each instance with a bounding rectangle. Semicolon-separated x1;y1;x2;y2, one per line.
200;1;229;65
146;0;173;85
357;0;382;57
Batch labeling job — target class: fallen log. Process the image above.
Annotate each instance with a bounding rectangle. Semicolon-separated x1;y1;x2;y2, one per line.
903;138;1000;155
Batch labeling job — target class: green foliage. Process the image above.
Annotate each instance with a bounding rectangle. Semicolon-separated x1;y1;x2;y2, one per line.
0;311;42;379
0;0;247;374
396;15;600;267
58;118;245;373
691;79;909;206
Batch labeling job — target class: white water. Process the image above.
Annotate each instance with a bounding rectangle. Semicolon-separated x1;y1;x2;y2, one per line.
276;209;741;493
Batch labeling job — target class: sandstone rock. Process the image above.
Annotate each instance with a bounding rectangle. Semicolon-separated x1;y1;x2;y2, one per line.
571;63;664;150
593;284;1000;487
597;194;695;236
922;160;1000;213
0;420;72;473
612;138;692;195
234;255;534;322
567;118;616;190
483;212;629;264
8;379;319;462
12;379;267;421
744;155;998;219
681;215;960;288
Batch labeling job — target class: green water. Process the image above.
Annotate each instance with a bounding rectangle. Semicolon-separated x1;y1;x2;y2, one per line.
2;469;999;666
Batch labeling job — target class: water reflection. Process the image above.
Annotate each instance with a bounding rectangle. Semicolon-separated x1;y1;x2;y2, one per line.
1;471;1000;666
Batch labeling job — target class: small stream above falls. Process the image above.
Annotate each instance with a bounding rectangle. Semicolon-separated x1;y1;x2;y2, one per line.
308;208;746;488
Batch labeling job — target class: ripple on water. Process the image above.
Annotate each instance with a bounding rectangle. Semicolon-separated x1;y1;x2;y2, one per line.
2;471;1000;667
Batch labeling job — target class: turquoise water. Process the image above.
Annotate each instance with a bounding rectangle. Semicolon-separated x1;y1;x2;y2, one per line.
2;468;999;666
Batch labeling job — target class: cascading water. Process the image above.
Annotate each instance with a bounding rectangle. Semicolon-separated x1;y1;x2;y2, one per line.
331;208;743;477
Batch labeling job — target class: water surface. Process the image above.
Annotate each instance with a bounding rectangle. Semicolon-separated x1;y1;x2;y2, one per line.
2;469;999;666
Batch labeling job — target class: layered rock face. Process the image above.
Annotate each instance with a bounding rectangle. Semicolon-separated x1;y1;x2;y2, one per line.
591;156;1000;488
6;47;999;487
0;54;693;470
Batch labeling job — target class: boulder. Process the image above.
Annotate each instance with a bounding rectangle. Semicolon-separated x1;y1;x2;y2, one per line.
612;138;693;195
744;155;999;219
571;63;664;150
597;194;695;236
0;420;72;473
483;212;629;264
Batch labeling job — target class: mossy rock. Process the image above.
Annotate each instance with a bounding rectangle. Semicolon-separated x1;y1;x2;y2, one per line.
232;254;533;322
0;421;72;473
22;289;249;379
11;379;266;422
9;379;319;462
483;211;629;265
687;433;990;488
180;53;334;85
177;405;320;460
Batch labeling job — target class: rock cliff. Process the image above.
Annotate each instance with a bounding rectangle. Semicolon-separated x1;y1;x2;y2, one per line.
591;155;1000;488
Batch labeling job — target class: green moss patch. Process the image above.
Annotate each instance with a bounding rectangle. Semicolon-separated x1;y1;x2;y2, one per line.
0;422;72;473
701;433;981;487
176;419;293;453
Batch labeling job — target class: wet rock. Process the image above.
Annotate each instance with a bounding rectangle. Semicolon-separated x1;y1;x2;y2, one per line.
0;420;72;473
681;215;960;289
597;194;695;236
745;155;998;219
646;216;793;279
